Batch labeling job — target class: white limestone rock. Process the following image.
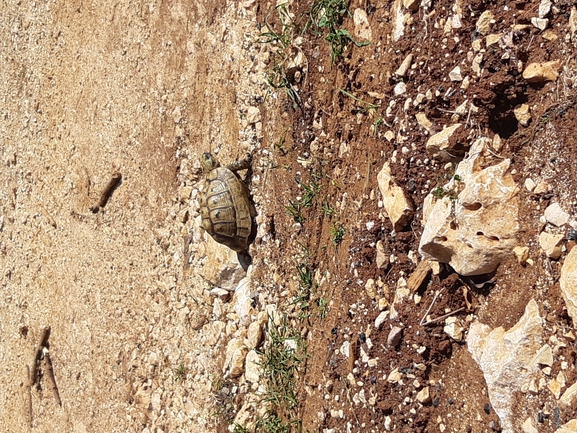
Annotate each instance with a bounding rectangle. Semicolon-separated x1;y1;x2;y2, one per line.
353;8;372;41
539;232;563;259
419;138;519;276
245;349;262;383
467;299;543;433
560;247;577;325
555;420;577;433
544;202;569;227
377;162;414;231
201;236;247;290
224;338;248;378
425;123;462;160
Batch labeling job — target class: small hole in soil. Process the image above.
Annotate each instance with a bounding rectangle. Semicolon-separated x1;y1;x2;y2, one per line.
438;236;448;242
463;202;482;211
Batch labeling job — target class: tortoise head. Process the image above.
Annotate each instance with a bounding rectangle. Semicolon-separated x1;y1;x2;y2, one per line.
201;152;220;172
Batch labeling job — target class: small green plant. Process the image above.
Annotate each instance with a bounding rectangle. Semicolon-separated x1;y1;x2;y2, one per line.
275;126;291;155
293;263;315;318
432;174;462;200
174;364;187;382
259;2;306;109
432;186;447;199
339;89;380;113
306;0;370;63
285;177;321;223
317;297;329;319
372;116;384;136
260;315;308;411
329;222;345;245
321;201;336;217
210;375;237;423
286;199;305;223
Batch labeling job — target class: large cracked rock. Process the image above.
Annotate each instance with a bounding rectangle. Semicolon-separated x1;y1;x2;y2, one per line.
560;246;577;325
419;138;519;276
200;236;247;290
467;299;543;433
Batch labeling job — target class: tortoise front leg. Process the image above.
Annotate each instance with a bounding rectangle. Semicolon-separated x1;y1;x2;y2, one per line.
226;154;252;172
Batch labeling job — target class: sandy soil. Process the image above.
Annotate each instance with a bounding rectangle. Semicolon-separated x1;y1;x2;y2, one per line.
2;0;577;432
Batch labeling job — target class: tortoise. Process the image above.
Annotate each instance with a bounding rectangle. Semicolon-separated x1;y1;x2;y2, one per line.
199;152;253;253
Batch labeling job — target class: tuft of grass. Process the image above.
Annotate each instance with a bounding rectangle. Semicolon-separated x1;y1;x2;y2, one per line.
292;263;316;317
285;176;321;223
321;201;336;217
339;88;380;113
275;126;291;155
306;0;370;63
174;364;187;382
329;222;345;245
317;297;329;320
259;2;306;109
260;315;308;411
210;375;236;423
286;199;305;224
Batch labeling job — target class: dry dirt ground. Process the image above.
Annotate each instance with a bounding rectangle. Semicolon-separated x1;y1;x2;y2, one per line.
2;0;577;432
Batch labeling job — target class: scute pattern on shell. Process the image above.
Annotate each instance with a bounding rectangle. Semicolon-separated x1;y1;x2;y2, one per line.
199;166;251;252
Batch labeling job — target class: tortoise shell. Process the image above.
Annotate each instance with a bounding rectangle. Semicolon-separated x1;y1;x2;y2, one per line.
199;166;252;252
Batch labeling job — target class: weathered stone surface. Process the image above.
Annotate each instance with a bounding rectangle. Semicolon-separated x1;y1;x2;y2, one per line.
539;0;552;18
544;202;569;227
513;246;529;264
233;277;255;326
531;17;548;31
376;240;389;269
560;247;577;325
406;260;431;291
533;344;553;366
570;7;577;42
449;66;462;81
524;178;536;192
246;321;263;349
415;112;433;132
444;317;463;341
365;278;377;299
425;123;462;159
416;386;431;404
392;0;406;41
201;237;246;290
555;420;577;433
353;8;372;41
514;104;531;126
419;138;519;276
377;162;414;231
467;299;543;433
486;33;502;47
395;53;413;77
403;0;419;11
375;311;389;329
476;10;494;35
560;380;577;407
387;326;403;347
224;338;248;378
522;60;561;83
244;349;262;383
539;232;563;259
522;417;539;433
393;82;406;95
548;378;561;399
